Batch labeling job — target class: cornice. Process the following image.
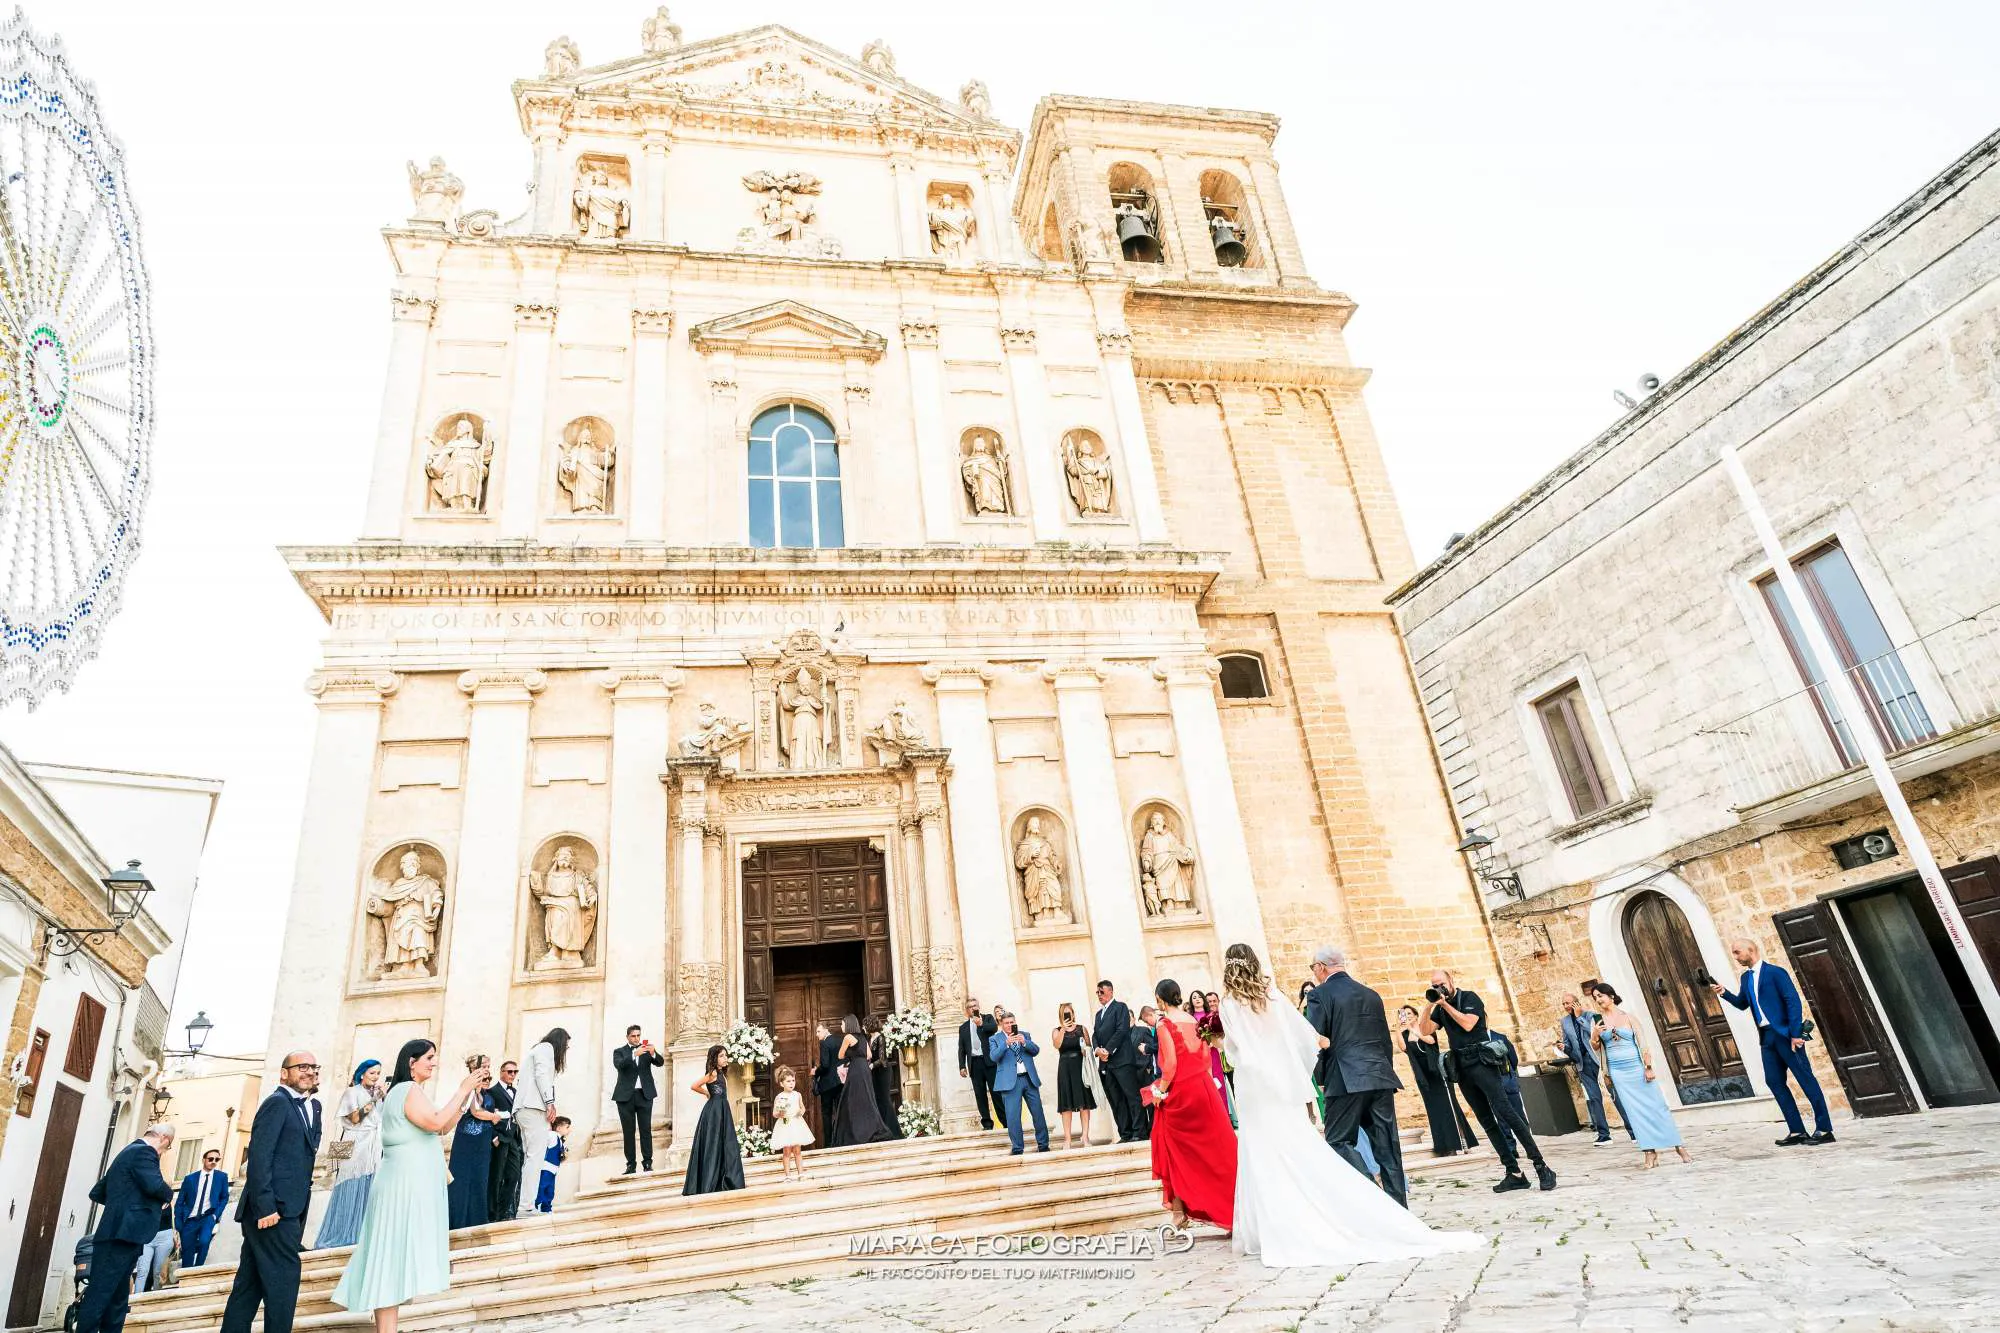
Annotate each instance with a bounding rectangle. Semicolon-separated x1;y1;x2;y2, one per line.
283;544;1223;618
1134;356;1372;394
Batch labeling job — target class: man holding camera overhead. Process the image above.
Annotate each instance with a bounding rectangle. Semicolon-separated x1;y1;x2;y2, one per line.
1420;969;1557;1193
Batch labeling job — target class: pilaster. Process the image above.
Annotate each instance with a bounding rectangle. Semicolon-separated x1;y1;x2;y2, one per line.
361;289;435;538
921;664;1022;1020
639;128;671;243
999;327;1066;540
1154;656;1268;957
1044;662;1149;991
500;300;558;537
900;317;958;541
696;366;739;545
1244;156;1311;287
1097;328;1169;542
907;748;980;1133
628;305;674;541
666;756;724;1160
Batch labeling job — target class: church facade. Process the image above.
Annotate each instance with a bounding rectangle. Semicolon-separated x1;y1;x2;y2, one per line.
269;17;1504;1178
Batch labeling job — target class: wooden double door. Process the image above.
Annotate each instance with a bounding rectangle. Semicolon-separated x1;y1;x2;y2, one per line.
1622;892;1752;1103
741;840;895;1138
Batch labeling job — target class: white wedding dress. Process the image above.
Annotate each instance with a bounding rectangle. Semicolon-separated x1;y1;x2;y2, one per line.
1221;991;1481;1267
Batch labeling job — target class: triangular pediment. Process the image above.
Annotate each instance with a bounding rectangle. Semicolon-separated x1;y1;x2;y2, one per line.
688;300;886;363
548;25;992;132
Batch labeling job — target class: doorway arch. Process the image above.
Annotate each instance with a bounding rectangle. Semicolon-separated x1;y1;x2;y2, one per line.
1621;890;1754;1104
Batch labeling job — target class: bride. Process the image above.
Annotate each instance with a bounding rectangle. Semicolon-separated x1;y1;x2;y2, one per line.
1219;943;1481;1267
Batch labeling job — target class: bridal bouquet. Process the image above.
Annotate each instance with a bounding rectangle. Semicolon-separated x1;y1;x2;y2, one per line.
1196;1010;1224;1046
721;1021;776;1068
880;1006;935;1053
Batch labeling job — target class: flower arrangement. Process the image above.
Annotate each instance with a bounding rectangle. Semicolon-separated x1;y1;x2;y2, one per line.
880;1007;936;1053
721;1021;776;1068
739;1123;773;1158
1195;1010;1224;1046
898;1102;941;1138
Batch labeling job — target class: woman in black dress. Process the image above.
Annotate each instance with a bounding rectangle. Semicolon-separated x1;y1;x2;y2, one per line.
682;1044;746;1195
1397;1004;1476;1156
1051;1002;1096;1148
829;1014;893;1147
865;1015;903;1139
446;1056;503;1229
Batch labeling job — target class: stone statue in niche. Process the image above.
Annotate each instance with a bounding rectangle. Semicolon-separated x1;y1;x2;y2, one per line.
866;697;929;764
738;170;841;257
860;40;896;76
526;844;598;972
928;192;976;261
641;6;682;53
365;849;445;981
959;79;993;119
960;430;1011;516
573;165;631;240
544;36;580;78
425;418;495;513
1015;816;1072;927
780;661;832;770
406;156;462;226
679;702;753;766
1137;811;1197;917
557;420;616;513
1062;429;1115;516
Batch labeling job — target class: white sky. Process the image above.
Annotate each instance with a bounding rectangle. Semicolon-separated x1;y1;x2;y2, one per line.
3;1;1995;1054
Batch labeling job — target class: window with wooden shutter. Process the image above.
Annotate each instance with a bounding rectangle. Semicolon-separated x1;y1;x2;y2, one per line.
1535;682;1615;819
63;994;106;1081
13;1029;50;1118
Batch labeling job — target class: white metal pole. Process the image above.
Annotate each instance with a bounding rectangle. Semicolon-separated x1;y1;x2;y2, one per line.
1719;443;2000;1036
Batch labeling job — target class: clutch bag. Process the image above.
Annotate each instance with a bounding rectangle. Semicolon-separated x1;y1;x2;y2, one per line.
325;1138;356;1161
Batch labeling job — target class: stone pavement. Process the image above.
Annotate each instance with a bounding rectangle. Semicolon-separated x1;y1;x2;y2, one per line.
484;1105;2000;1332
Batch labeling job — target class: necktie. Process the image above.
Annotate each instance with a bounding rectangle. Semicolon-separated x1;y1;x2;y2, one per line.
1749;969;1768;1026
194;1170;210;1216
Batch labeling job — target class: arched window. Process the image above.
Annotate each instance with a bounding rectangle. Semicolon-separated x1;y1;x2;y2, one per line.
1218;652;1269;700
748;404;844;549
1198;169;1261;268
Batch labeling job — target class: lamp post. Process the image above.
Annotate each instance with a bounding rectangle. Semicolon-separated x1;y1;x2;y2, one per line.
44;860;156;957
150;1084;172;1124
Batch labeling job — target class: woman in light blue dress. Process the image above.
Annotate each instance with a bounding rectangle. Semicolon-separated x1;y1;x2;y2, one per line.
1591;985;1692;1169
332;1039;490;1332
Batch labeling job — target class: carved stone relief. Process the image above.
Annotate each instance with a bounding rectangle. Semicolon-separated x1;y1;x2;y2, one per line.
1135;806;1199;918
363;845;447;982
424;414;496;514
1061;427;1116;516
959;428;1012;516
928;944;965;1018
679;701;753;767
544;36;580;78
573;161;631;240
1013;811;1073;928
737;170;842;257
406;156;462;227
640;6;682;52
859;40;896;76
865;697;930;764
555;416;617;513
675;960;727;1037
523;839;599;972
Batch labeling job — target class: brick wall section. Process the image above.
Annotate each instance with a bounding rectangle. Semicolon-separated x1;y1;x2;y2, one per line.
1130;289;1515;1091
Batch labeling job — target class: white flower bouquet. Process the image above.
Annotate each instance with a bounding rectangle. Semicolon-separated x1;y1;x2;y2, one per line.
721;1021;776;1067
739;1123;773;1158
880;1006;935;1053
898;1102;941;1138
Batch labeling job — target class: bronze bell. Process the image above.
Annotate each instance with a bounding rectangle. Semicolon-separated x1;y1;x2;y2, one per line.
1115;204;1162;263
1209;214;1248;267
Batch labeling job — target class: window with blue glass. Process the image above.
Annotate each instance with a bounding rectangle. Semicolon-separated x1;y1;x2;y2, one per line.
747;404;844;549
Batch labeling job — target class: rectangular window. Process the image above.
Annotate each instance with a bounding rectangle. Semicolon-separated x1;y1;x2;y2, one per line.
63;994;106;1082
1757;542;1935;762
174;1138;205;1178
13;1029;49;1118
1536;683;1614;819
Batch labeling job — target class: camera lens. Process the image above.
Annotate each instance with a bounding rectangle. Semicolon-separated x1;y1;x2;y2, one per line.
1425;987;1442;1003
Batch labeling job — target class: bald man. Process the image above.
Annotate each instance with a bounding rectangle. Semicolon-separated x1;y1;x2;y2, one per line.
222;1051;322;1333
77;1123;175;1333
1712;939;1835;1146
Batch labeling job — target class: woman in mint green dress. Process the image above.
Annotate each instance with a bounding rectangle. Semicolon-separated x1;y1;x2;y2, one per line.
333;1039;490;1331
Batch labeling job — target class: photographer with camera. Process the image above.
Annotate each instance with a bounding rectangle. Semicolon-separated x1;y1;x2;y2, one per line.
1711;937;1835;1147
1419;969;1557;1192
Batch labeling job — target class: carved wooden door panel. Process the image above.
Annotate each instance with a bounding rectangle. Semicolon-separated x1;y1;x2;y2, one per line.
1622;892;1750;1103
1774;901;1917;1117
9;1084;83;1328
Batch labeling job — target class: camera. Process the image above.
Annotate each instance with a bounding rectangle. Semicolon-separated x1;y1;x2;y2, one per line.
1424;986;1443;1004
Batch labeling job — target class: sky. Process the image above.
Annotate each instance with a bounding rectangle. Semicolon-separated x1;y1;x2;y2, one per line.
3;1;1996;1053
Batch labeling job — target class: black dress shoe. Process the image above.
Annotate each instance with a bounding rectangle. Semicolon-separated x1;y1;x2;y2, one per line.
1808;1130;1837;1145
1535;1164;1558;1191
1774;1132;1809;1147
1493;1171;1532;1193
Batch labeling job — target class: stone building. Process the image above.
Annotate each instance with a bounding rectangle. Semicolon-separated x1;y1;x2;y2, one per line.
268;18;1501;1183
1391;129;2000;1124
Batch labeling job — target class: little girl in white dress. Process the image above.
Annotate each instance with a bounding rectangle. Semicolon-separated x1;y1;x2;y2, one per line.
769;1065;815;1182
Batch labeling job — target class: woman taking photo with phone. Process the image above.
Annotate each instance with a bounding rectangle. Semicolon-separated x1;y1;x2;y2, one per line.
1590;984;1692;1169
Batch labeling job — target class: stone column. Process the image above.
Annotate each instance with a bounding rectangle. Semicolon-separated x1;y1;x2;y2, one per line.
666;757;724;1158
1245;156;1311;287
500;302;558;538
1000;327;1066;540
628;306;673;541
638;129;671;243
269;672;397;1081
597;668;677;1120
745;645;781;772
889;155;922;258
361;290;435;538
1097;329;1169;542
979;166;1018;262
525;101;571;236
908;751;981;1132
1154;657;1270;958
1045;663;1149;991
900;318;958;541
1159;151;1215;277
441;670;545;1067
696;365;738;545
921;666;1022;1019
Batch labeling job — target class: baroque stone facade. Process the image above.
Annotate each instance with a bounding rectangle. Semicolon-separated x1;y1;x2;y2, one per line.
267;19;1495;1183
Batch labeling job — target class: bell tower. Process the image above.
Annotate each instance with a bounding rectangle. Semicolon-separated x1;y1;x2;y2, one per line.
1013;95;1313;288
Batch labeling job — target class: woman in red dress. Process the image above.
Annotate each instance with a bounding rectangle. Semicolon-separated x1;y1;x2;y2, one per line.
1147;978;1237;1231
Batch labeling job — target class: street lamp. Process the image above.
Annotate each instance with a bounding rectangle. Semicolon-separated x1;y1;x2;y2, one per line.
45;860;156;956
150;1084;172;1123
162;1011;216;1060
1455;830;1525;901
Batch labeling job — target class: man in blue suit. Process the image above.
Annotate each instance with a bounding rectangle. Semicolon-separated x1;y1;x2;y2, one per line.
173;1147;229;1268
986;1006;1050;1154
1713;938;1835;1147
221;1050;323;1333
77;1123;176;1333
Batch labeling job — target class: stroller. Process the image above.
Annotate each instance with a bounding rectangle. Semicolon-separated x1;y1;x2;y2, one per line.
62;1234;92;1332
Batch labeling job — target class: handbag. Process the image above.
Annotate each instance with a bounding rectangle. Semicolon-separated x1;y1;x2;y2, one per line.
325;1137;356;1161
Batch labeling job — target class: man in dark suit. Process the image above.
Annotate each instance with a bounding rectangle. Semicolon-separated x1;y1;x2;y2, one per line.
811;1021;843;1136
1713;937;1836;1146
77;1123;176;1333
221;1050;322;1333
611;1024;666;1174
172;1147;229;1268
1557;991;1624;1144
1128;1005;1159;1140
1303;945;1409;1207
1090;980;1143;1142
956;998;1001;1131
986;1007;1049;1153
